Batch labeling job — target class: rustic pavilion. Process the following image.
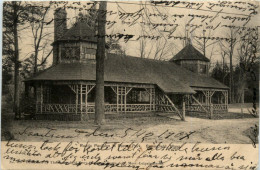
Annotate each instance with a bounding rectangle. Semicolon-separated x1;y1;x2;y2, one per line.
24;9;229;121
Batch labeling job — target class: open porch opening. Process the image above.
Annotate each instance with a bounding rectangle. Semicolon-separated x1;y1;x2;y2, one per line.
28;82;162;115
185;87;228;115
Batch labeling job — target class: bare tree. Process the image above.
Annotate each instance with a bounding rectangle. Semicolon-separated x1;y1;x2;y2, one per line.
27;2;53;74
194;29;217;57
236;29;260;104
138;12;150;58
3;2;28;119
220;48;229;84
139;37;148;58
153;39;174;60
193;29;219;72
219;27;239;103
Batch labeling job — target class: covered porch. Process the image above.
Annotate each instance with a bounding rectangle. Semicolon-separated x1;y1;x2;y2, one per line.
185;87;228;118
25;81;184;120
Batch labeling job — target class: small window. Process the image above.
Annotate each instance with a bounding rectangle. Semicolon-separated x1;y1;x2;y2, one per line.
184;63;197;73
82;48;96;60
61;47;80;60
199;64;207;74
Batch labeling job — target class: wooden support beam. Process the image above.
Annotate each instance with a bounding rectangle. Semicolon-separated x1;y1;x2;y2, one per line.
182;100;186;121
80;84;82;114
152;88;155;111
209;91;215;105
149;88;152;111
39;81;155;88
40;84;43;114
164;94;183;120
85;85;88;112
124;86;127;113
126;87;132;95
87;85;95;94
192;95;209;114
68;85;77;93
76;85;78;114
210;104;213;119
221;90;228;109
192;87;228;92
116;86;118;113
111;86;117;94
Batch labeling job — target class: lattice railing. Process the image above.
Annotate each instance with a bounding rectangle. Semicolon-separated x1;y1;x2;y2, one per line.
125;104;152;112
186;104;227;113
212;104;228;111
85;104;119;113
37;103;155;114
156;104;177;113
87;104;152;113
37;104;81;113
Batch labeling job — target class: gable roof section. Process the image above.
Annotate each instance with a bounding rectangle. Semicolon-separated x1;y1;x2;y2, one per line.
26;54;228;94
58;21;97;43
170;44;210;62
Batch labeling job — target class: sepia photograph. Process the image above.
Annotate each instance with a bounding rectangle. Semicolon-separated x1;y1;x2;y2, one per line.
1;0;259;169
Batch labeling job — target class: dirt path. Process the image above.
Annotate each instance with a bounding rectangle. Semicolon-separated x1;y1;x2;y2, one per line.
3;114;258;144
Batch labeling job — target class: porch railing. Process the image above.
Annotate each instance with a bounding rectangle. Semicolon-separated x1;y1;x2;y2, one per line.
37;103;155;114
37;103;228;114
37;104;81;113
86;104;153;113
156;104;178;113
186;104;228;113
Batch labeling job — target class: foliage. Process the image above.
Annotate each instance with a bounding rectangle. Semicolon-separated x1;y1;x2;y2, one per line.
211;61;230;86
2;56;13;85
106;38;125;55
234;28;259;103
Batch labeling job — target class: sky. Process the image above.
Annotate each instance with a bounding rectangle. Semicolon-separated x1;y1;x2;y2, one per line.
18;1;260;68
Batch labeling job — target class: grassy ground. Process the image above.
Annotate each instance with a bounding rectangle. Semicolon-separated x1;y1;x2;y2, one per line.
1;93;259;144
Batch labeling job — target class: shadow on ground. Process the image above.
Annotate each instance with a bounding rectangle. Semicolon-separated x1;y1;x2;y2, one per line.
186;111;258;120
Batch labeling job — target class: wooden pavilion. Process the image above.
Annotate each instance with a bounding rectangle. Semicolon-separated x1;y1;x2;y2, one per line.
24;9;229;121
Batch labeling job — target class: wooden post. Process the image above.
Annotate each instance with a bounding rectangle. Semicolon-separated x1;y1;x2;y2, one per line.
76;85;78;114
225;91;228;111
40;83;43;114
182;100;186;121
210;103;213;119
80;84;82;115
209;91;212;104
116;86;118;113
152;88;155;111
124;86;126;113
149;88;152;111
85;86;88;114
121;87;123;112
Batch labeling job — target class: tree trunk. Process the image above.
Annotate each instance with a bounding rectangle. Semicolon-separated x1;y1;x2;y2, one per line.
34;53;38;74
229;40;234;104
239;73;246;113
95;1;107;125
13;2;20;119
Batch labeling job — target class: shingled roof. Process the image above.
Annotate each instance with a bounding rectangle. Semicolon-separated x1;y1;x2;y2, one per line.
58;21;97;43
26;54;228;94
170;44;210;62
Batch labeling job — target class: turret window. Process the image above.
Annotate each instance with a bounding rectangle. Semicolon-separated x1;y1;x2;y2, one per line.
199;64;207;74
61;47;80;60
82;48;96;60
